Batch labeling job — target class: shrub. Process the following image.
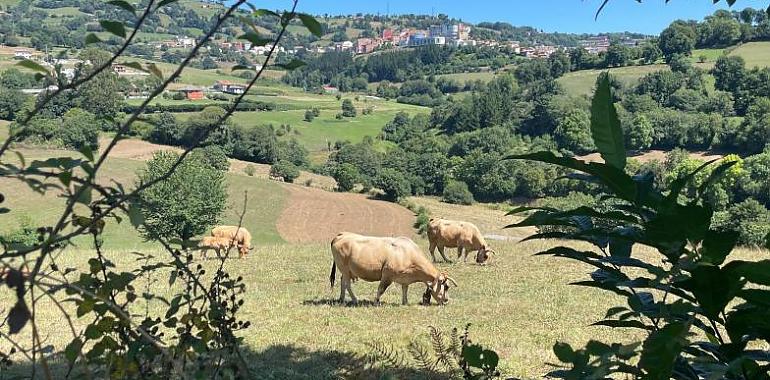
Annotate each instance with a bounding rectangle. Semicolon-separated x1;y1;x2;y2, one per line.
374;168;411;201
58;108;100;151
333;163;361;192
137;151;227;242
270;160;300;183
243;164;256;177
714;198;770;246
193;145;230;171
341;99;357;117
335;113;343;120
442;180;474;205
303;109;315;122
0;216;38;251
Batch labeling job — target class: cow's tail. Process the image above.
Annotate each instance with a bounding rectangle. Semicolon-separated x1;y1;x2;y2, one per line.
329;262;337;288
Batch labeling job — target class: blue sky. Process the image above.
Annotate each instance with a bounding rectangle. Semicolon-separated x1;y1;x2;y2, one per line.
255;0;765;35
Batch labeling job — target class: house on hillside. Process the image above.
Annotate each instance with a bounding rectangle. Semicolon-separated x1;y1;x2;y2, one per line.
175;86;205;100
213;80;246;95
112;64;149;77
13;49;33;60
322;85;339;94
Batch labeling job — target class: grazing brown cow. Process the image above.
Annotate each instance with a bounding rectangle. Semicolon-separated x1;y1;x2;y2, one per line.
211;225;252;258
199;236;234;260
427;218;495;264
330;232;458;305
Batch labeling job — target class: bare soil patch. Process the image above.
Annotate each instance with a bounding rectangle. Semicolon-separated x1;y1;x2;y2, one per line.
276;185;416;243
578;150;723;164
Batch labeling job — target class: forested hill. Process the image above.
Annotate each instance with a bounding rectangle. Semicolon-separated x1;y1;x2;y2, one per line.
0;0;644;50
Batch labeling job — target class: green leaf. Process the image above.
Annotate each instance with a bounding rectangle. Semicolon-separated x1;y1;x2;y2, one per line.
238;32;272;47
155;0;180;9
681;265;744;319
120;61;148;73
8;300;30;334
590;72;625;171
462;344;484;368
738;289;770;308
128;202;144;228
146;63;163;79
107;0;135;14
725;260;770;286
99;20;126;38
74;185;92;205
665;158;719;205
16;59;50;75
638;322;689;380
76;298;95;317
79;145;95;162
58;171;72;187
84;324;103;339
298;13;323;37
84;33;103;45
553;342;575;362
700;229;738;265
725;307;770;343
253;9;280;18
64;338;83;363
507;151;637;202
275;58;306;70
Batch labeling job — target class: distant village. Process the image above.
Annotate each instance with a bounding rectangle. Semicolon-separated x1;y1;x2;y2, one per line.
8;20;648;99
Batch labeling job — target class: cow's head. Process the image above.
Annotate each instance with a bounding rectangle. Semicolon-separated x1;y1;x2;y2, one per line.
475;247;495;265
427;272;458;305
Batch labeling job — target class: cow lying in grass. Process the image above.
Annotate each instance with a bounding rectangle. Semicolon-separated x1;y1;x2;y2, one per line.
330;232;458;305
427;218;495;264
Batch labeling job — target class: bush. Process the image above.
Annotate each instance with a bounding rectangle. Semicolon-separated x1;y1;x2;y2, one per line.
243;164;256;176
714;198;770;246
193;145;230;171
270;160;300;183
442;180;474;205
374;168;411;201
137;151;227;242
0;216;38;250
57;108;100;150
341;99;357;117
335;113;343;120
0;87;29;121
303;109;315;122
333;163;361;192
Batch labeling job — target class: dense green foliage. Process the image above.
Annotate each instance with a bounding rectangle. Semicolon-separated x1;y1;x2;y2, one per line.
137;151;227;242
442;181;475;205
270;160;300;183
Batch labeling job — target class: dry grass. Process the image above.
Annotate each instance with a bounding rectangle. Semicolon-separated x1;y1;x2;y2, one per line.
8;239;765;378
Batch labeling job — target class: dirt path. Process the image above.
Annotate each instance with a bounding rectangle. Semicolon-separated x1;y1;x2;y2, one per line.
276;184;416;243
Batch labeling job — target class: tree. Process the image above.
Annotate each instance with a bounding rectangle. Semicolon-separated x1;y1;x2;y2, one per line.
554;109;594;154
75;49;125;121
640;41;662;64
712;55;746;93
659;21;695;61
277;138;309;167
374;168;411;201
148;112;180;145
230;124;279;164
137;151;227;242
341;99;357;117
0;88;29;121
58;108;100;151
442;180;474;205
604;44;631;67
333;163;361;192
270;160;300;183
626;113;654;150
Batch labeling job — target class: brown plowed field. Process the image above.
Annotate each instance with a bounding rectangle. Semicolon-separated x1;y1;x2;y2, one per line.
276;184;416;243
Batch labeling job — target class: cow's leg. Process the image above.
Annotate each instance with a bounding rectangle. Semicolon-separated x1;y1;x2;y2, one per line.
345;275;358;304
429;241;438;262
438;245;451;263
375;279;392;304
201;248;208;260
337;273;346;303
401;284;409;305
457;246;465;261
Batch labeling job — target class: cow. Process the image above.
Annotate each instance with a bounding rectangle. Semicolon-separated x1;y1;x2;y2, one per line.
211;225;252;258
198;236;233;260
427;218;495;264
329;232;458;306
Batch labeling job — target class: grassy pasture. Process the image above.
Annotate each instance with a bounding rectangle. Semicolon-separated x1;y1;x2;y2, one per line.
730;41;770;68
2;237;765;378
0;146;288;248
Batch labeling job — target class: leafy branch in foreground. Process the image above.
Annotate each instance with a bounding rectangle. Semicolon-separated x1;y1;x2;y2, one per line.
0;1;321;378
509;72;770;379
